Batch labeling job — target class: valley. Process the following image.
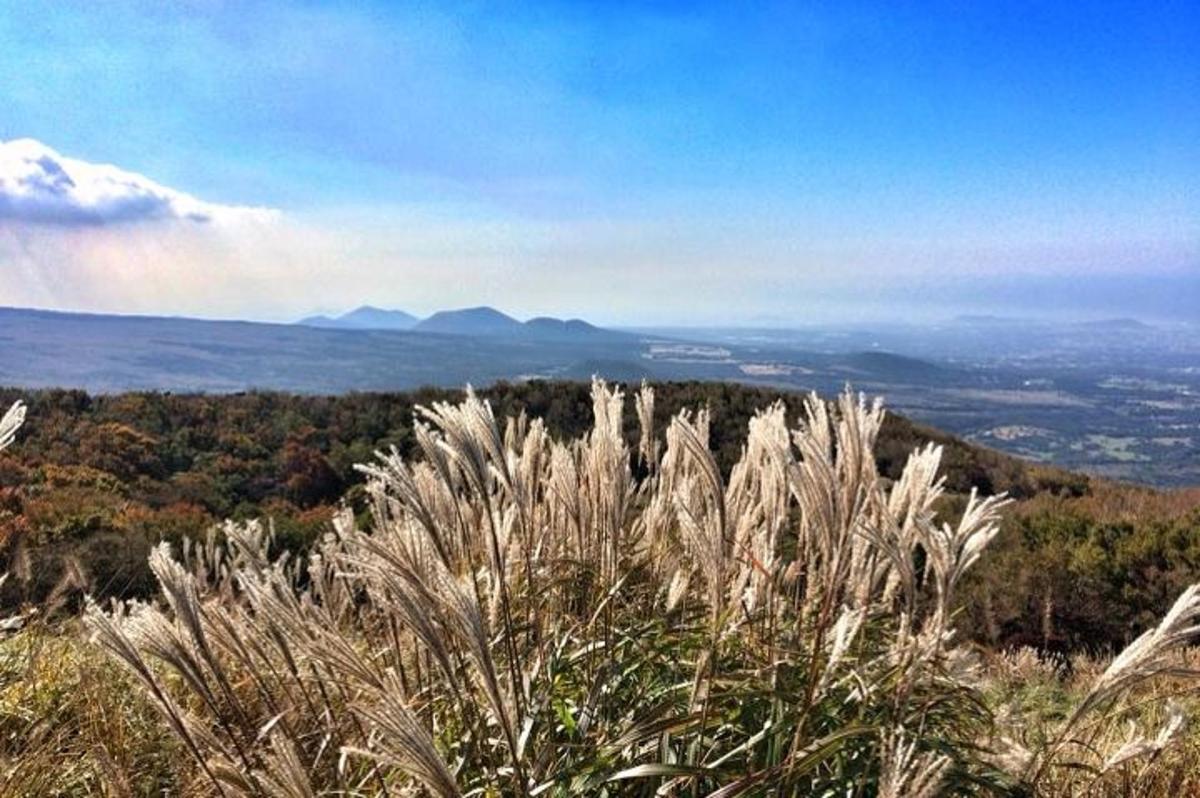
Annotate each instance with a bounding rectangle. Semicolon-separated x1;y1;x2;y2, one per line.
0;305;1196;486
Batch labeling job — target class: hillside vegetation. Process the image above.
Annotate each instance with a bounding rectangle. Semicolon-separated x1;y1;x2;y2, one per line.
3;382;1200;795
1;381;1195;654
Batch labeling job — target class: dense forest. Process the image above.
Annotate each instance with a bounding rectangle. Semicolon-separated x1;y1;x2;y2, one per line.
1;380;1196;652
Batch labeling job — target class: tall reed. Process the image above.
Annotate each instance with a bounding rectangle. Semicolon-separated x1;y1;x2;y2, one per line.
66;384;1200;795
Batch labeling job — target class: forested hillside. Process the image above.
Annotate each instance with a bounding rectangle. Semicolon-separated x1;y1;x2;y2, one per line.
0;380;1195;652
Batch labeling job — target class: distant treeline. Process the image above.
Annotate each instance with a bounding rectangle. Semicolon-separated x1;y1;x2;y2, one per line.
0;380;1196;651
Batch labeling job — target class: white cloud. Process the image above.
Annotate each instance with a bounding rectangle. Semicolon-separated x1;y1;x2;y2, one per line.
0;138;278;226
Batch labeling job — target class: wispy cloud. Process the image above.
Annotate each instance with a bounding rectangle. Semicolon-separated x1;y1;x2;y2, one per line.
0;138;277;226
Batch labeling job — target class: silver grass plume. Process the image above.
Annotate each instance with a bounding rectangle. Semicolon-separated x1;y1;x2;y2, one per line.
0;400;23;452
1101;701;1187;772
1089;583;1200;701
347;674;461;798
248;733;317;798
917;487;1009;633
635;379;658;467
1028;583;1200;783
879;728;951;798
78;381;1200;796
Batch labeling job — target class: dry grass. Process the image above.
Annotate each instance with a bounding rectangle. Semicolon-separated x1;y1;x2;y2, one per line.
1;388;1200;795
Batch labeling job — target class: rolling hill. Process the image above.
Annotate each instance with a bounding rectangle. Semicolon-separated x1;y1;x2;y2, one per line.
297;305;634;342
297;305;419;330
413;306;523;335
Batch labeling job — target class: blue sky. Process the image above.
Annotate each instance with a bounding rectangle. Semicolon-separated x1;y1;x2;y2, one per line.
0;0;1196;323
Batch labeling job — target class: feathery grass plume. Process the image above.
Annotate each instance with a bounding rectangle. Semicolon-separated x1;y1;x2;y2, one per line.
418;386;504;502
346;672;461;798
68;382;1200;796
917;487;1010;633
723;402;789;620
247;733;317;798
1091;583;1200;702
635;379;658;467
865;442;944;608
1022;583;1200;789
816;605;866;696
0;400;24;452
978;582;1200;796
84;599;228;792
432;566;519;754
879;727;951;798
668;412;728;625
1101;701;1187;772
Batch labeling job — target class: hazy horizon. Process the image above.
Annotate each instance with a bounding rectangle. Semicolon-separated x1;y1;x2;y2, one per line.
1;2;1196;324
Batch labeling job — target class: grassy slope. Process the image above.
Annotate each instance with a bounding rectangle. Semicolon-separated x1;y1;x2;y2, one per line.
0;380;1195;651
2;380;1200;795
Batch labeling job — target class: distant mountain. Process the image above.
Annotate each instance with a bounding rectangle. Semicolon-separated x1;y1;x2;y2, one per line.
0;306;646;394
414;306;522;336
526;316;593;335
523;317;632;342
412;307;632;341
297;306;418;330
296;314;342;328
298;304;631;342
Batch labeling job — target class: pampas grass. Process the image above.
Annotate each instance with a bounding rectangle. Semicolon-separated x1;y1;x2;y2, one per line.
0;401;24;452
0;385;1198;795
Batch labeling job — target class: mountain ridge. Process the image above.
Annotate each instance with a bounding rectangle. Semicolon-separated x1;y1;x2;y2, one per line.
296;304;629;341
298;305;419;330
414;306;523;335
